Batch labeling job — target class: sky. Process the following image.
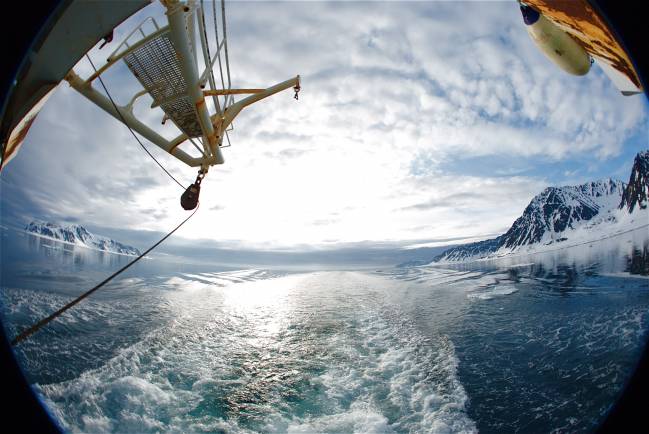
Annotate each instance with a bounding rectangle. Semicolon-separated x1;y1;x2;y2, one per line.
1;0;648;252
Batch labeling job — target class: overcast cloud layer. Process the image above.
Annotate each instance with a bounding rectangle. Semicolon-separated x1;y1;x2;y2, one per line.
2;1;647;249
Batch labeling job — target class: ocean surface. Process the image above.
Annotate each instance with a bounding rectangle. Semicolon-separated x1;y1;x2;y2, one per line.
1;228;648;433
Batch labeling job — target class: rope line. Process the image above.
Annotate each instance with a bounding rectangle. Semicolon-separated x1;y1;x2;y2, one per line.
200;0;221;116
11;204;199;346
221;0;232;96
212;0;232;110
198;0;233;151
86;55;186;190
216;0;234;147
188;137;207;157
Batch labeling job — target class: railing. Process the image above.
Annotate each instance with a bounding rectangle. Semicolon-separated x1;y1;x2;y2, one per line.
85;17;170;84
107;17;162;62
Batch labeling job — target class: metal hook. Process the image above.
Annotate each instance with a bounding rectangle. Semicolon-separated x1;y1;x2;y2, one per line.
195;169;206;185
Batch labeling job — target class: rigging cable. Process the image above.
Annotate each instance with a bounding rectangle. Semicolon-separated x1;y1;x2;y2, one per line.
11;54;205;346
212;0;234;147
212;0;227;103
11;204;199;346
220;0;233;147
199;0;221;116
221;0;232;98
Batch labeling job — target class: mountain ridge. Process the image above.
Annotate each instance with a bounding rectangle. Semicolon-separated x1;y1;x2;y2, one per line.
432;151;649;263
620;150;649;212
25;221;142;256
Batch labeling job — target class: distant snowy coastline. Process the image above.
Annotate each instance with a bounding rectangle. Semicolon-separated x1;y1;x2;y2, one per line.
25;222;141;257
430;151;649;264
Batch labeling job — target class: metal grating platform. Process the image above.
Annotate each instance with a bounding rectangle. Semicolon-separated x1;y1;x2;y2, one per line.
124;33;203;137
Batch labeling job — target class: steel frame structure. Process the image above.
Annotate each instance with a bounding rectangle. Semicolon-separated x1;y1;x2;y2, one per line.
64;0;300;170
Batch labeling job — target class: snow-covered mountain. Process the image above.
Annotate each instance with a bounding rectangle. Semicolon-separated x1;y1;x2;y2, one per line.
620;150;649;212
432;151;649;263
25;222;141;256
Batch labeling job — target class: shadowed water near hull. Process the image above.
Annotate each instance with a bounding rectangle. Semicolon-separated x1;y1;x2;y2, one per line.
1;227;648;433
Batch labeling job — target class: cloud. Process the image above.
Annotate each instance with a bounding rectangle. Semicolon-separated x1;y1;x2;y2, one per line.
401;192;483;211
311;217;340;226
264;147;311;162
209;204;225;211
3;1;647;248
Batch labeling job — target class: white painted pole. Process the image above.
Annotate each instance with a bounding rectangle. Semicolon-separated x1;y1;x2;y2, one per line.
220;76;300;130
164;0;224;164
186;0;199;70
65;70;215;168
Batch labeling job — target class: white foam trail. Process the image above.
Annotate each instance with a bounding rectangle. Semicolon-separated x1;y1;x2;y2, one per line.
32;271;476;433
599;272;649;280
286;402;392;433
467;285;519;300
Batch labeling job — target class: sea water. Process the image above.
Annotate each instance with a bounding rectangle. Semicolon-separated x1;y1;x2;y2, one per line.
1;228;648;433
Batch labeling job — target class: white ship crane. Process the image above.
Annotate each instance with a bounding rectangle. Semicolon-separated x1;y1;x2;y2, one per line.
1;0;300;209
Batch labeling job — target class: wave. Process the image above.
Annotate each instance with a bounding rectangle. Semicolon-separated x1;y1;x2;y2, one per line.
467;285;519;300
31;271;476;433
